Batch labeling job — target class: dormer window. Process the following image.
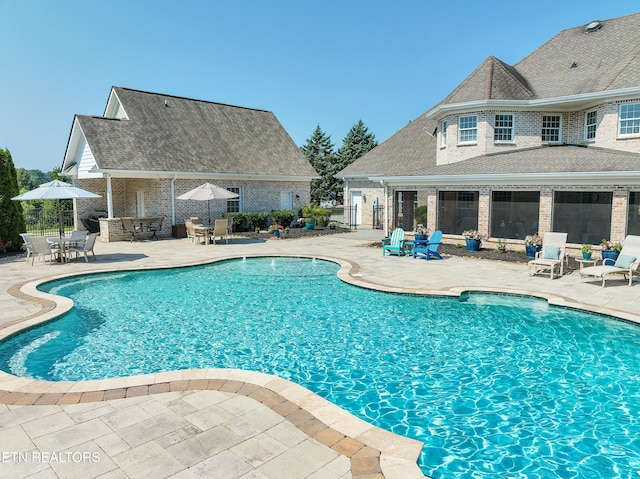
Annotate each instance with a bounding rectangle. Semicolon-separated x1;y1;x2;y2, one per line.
458;115;477;143
542;115;561;143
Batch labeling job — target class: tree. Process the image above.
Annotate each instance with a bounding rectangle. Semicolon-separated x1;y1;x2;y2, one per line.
301;125;338;204
334;120;378;203
0;149;27;249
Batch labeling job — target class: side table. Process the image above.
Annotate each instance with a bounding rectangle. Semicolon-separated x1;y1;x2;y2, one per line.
575;257;598;272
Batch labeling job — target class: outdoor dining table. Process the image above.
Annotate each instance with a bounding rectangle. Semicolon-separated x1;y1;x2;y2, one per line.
193;224;214;244
47;236;78;262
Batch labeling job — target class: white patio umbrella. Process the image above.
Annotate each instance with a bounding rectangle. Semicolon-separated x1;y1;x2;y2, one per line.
12;180;101;236
177;182;239;225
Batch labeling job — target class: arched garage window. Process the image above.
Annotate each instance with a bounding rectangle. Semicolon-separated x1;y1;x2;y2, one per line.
553;191;612;244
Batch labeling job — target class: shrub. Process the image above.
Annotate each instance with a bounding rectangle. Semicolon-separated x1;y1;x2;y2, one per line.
271;209;295;228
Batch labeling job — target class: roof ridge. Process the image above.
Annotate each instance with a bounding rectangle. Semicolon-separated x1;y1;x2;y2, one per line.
112;86;272;114
601;44;640;91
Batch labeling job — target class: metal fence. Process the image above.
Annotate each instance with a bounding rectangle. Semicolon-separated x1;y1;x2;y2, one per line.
372;204;384;229
343;205;358;230
23;208;74;237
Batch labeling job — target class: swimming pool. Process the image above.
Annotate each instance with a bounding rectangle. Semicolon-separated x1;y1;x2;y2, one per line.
1;257;640;478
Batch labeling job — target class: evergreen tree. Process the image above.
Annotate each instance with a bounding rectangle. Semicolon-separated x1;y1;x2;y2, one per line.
0;149;27;250
334;120;378;203
301;125;338;204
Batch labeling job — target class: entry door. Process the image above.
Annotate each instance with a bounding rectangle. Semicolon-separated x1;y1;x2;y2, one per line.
280;192;293;210
136;191;145;217
351;191;363;225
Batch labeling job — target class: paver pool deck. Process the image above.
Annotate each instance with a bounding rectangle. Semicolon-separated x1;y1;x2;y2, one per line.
1;230;639;479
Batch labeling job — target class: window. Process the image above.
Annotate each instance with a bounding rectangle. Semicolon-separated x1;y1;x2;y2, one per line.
553;191;612;244
437;191;479;234
494;114;513;142
629;192;640;236
490;191;540;239
441;121;448;147
542;115;561;142
458;116;477;143
619;103;640;136
584;110;597;140
226;187;241;213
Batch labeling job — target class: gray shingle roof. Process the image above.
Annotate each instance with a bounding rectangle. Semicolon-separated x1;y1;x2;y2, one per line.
401;145;640;177
337;112;438;177
78;87;317;177
440;12;640;104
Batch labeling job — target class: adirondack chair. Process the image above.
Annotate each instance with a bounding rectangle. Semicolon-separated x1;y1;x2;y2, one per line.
413;230;443;260
382;228;406;256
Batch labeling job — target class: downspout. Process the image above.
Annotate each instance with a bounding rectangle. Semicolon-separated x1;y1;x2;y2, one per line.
381;180;388;237
170;174;177;226
106;174;114;219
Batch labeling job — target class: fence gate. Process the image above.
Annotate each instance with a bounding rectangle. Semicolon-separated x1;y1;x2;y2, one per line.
372;204;384;229
343;205;358;230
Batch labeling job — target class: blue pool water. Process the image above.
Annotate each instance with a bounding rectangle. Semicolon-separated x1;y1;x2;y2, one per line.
1;257;640;478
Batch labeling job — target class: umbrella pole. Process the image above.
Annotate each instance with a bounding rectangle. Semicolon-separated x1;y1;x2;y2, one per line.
59;200;65;237
208;201;211;226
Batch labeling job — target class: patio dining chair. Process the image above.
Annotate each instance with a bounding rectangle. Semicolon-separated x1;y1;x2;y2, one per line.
211;218;229;245
28;236;60;266
121;218;144;242
69;232;99;262
19;232;35;263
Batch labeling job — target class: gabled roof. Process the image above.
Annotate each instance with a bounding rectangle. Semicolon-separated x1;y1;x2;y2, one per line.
430;12;640;116
337;112;438;178
64;87;317;179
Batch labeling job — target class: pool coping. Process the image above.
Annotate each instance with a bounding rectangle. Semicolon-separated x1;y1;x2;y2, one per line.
2;253;640;479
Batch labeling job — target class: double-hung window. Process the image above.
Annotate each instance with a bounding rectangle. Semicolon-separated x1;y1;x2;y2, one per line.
584;110;597;141
441;120;448;147
226;187;241;213
619;103;640;136
494;114;513;142
542;115;561;143
458;115;477;143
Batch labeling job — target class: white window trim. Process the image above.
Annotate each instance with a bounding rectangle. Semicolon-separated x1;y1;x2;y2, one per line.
458;115;478;144
584;110;597;141
542;114;562;143
494;113;514;143
618;103;640;137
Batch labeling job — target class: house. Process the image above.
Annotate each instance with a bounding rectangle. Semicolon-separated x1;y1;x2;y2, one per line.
338;13;640;247
61;87;318;241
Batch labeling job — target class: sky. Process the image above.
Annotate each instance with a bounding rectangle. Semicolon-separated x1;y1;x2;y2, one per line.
1;1;639;172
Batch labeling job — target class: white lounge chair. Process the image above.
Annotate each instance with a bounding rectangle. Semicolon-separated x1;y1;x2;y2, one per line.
580;235;640;287
528;232;568;279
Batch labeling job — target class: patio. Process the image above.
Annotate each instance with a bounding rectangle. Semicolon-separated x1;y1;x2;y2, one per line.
1;230;639;479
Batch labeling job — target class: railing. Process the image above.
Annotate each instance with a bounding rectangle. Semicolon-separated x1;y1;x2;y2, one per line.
23;208;74;237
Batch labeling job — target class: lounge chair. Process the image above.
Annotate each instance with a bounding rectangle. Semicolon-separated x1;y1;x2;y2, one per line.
28;236;60;266
69;232;99;262
382;228;406;256
413;230;443;260
121;218;144;242
528;232;568;279
580;235;640;287
211;218;229;245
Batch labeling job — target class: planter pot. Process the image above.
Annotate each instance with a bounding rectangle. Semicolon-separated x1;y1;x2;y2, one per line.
414;234;427;241
273;230;280;238
305;221;316;230
466;238;481;252
582;252;592;260
525;244;542;258
601;250;619;262
329;225;336;230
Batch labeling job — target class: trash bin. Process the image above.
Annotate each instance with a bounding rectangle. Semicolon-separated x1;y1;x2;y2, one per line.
172;224;187;238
